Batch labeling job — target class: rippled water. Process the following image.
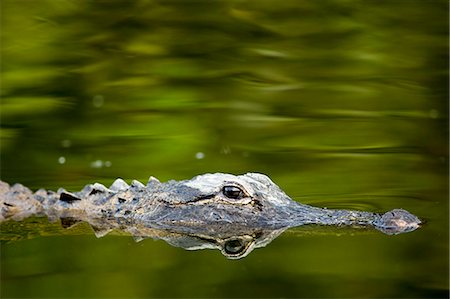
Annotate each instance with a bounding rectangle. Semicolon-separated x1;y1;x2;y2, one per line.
1;0;448;298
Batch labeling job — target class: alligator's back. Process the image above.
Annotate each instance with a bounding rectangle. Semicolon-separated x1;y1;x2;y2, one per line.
0;181;46;222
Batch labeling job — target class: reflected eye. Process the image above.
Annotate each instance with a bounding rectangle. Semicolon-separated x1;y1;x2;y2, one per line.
224;239;245;254
222;186;245;199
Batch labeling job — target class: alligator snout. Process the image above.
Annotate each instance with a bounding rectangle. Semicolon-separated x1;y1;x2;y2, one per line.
374;209;422;235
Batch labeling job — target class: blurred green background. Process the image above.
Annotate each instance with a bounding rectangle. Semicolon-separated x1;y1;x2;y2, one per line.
1;0;448;298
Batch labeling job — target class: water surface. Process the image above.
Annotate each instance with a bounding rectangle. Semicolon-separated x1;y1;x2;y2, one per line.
1;0;448;298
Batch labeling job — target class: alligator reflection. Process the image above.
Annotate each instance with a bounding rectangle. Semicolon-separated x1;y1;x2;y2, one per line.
1;216;286;259
0;218;419;259
142;227;286;259
59;217;286;259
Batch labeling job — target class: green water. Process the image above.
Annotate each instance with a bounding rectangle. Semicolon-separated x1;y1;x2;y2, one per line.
1;0;448;298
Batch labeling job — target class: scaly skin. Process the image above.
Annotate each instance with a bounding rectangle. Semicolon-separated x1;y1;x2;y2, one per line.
0;173;421;258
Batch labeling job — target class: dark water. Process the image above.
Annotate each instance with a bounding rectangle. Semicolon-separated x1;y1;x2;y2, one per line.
1;0;448;298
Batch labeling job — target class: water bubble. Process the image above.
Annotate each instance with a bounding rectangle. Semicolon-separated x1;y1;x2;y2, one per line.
58;156;66;164
93;95;104;108
90;160;112;168
90;160;103;168
195;152;205;159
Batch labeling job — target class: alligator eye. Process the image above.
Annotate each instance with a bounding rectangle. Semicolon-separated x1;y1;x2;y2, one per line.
222;186;245;199
224;239;245;254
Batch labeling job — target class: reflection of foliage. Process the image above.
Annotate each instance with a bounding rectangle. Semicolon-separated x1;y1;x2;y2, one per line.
1;0;448;194
0;217;94;241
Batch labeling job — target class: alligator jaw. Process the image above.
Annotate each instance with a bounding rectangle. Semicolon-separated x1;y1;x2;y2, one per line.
284;201;421;235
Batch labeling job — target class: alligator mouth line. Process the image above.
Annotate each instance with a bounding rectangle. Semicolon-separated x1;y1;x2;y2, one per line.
171;194;260;208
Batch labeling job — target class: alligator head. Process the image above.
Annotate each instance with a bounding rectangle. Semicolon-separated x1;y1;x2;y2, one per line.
136;173;309;233
135;173;420;237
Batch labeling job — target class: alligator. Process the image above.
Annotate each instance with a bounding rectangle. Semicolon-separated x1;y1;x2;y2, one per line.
0;173;421;259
